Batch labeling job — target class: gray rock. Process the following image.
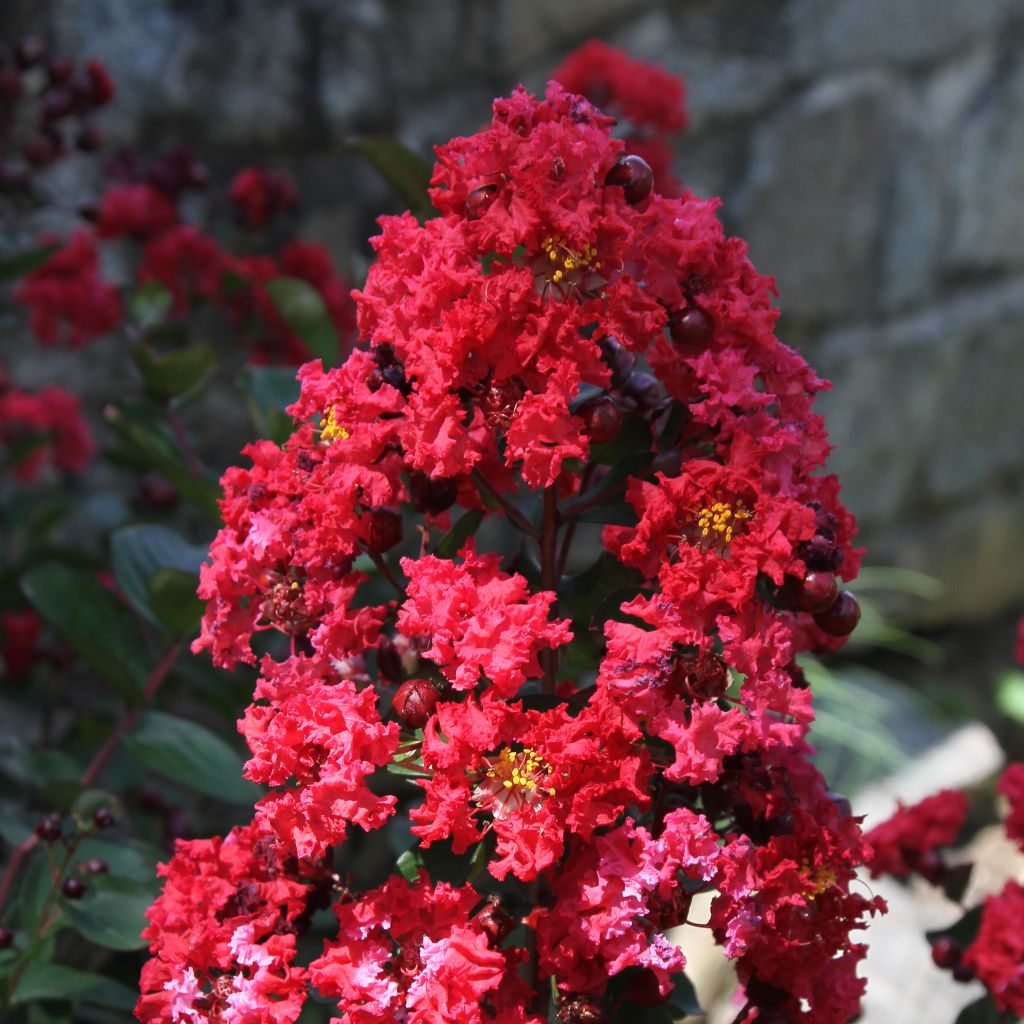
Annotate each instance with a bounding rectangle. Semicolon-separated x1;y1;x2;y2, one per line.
788;0;1016;72
946;56;1024;270
732;73;894;322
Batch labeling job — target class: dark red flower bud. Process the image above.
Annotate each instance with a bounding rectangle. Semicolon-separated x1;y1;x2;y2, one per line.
376;634;404;686
476;898;514;945
624;371;660;413
15;37;47;70
34;813;62;842
0;69;23;102
408;470;459;516
794;571;839;614
677;649;729;701
597;335;635;387
92;806;115;829
81;858;108;875
0;925;13;949
668;305;714;347
392;678;441;729
135;474;179;512
23;136;56;167
952;962;976;983
75;125;104;152
813;591;861;637
465;183;498;219
914;847;948;885
61;877;86;900
366;506;403;553
85;60;114;106
605;154;653;204
42;87;74;122
47;57;74;85
930;936;962;970
651;449;683;477
577;396;621;443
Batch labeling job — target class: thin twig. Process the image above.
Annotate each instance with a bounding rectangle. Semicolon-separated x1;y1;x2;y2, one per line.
555;463;594;578
365;547;406;599
166;402;203;476
471;470;540;539
539;485;559;695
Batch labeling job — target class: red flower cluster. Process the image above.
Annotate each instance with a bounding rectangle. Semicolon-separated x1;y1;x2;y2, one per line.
863;789;968;879
144;73;880;1023
12;230;122;347
552;39;687;194
963;881;1024;1016
229;167;299;228
0;369;94;479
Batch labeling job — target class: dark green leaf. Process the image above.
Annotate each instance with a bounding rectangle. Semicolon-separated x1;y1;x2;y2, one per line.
571;502;637;526
21;565;148;702
926;905;983;949
131;341;215;400
111;524;206;628
127;280;173;331
265;277;339;367
589;413;653;466
942;862;974;904
561;552;640;626
394;839;477;886
954;997;1002;1024
433;509;485;559
352;135;433;219
236;364;300;444
148;568;204;635
11;962;136;1009
396;848;423;882
104;402;220;518
607;968;703;1023
62;877;151;951
18;851;55;934
123;710;260;804
0;244;57;282
74;837;160;885
70;791;121;834
995;670;1024;725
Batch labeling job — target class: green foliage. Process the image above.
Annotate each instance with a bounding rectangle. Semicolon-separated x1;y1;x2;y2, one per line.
20;565;150;703
265;277;339;367
237;364;300;444
123;710;260;804
353;135;434;220
131;342;216;400
433;509;485;558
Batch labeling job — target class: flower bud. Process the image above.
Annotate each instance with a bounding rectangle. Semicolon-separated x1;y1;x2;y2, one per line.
930;936;962;970
81;858;109;875
465;183;499;218
376;633;404;685
793;570;838;614
92;806;115;829
577;396;621;443
557;995;605;1024
0;69;23;102
604;155;653;204
61;877;87;900
34;813;62;842
813;591;860;637
366;507;403;553
0;925;13;950
392;678;441;729
476;898;514;945
408;470;458;516
668;305;713;347
47;58;74;85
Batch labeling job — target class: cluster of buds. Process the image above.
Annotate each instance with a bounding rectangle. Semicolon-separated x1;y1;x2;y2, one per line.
0;35;113;192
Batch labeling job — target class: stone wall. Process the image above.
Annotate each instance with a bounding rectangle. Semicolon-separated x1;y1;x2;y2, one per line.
5;0;1024;625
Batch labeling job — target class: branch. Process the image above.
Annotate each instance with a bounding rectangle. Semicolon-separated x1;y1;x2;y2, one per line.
471;470;540;539
539;485;559;695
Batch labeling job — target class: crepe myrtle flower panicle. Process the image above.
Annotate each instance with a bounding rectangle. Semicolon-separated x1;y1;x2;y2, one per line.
156;66;880;1022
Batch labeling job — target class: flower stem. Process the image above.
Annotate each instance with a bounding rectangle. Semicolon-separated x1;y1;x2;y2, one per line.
471;470;541;539
540;485;559;694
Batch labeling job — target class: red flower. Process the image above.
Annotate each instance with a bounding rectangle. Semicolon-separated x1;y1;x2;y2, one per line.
13;231;121;346
95;183;178;240
964;881;1024;1016
2;610;41;679
0;379;94;479
997;762;1024;852
863;789;968;878
229;167;298;228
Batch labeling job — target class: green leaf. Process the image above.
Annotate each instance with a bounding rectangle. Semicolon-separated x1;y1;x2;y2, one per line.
265;277;339;367
926;905;983;949
62;877;151;951
954;997;1002;1024
607;968;703;1023
352;135;433;219
561;552;640;626
131;341;215;400
74;837;160;885
21;565;149;702
996;669;1024;725
396;848;423;882
236;364;300;444
18;851;55;934
0;244;58;282
11;962;136;1008
70;791;121;834
127;280;173;332
110;524;206;629
104;401;221;519
394;839;477;886
123;710;260;804
148;568;204;635
433;509;485;559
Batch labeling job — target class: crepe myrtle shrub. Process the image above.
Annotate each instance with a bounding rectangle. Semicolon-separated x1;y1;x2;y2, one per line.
134;76;886;1024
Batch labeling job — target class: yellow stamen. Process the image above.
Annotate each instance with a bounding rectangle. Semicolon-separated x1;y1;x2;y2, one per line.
319;405;350;443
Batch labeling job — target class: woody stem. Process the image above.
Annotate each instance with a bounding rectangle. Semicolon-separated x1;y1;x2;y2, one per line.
540;484;559;694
